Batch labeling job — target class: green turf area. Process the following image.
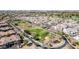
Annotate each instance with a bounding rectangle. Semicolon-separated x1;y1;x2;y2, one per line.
28;27;49;42
13;19;28;26
12;19;32;30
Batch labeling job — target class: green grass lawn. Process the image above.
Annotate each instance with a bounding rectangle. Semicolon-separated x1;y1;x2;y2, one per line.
28;27;49;42
13;19;32;30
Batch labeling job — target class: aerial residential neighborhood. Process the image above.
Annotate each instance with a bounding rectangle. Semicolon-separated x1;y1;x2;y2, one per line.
0;11;79;49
